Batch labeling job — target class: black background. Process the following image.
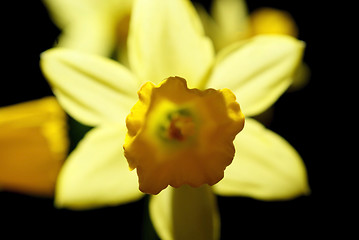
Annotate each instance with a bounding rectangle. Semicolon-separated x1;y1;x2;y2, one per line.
1;0;341;238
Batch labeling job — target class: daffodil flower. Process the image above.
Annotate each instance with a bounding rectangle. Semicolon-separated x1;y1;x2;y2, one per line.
0;97;68;196
41;0;309;238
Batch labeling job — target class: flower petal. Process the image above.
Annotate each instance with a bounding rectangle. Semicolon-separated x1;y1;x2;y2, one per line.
149;185;220;240
42;0;94;28
43;0;133;28
212;0;248;33
41;48;139;126
249;8;298;37
44;0;134;56
213;118;310;200
210;0;249;50
206;35;305;116
55;124;143;209
55;13;117;56
128;0;214;87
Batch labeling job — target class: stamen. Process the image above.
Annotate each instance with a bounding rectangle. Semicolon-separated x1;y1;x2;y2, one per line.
168;114;195;141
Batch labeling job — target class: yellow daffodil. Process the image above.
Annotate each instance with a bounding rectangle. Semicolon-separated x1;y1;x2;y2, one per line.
0;97;68;197
43;0;133;62
41;0;309;238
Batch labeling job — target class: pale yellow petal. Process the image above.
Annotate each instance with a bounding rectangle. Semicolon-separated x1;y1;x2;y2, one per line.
55;124;143;210
211;0;249;50
213;118;310;200
42;0;95;27
149;185;220;240
212;0;248;34
41;48;139;126
44;0;134;56
128;0;214;87
56;12;117;56
43;0;133;28
206;35;305;116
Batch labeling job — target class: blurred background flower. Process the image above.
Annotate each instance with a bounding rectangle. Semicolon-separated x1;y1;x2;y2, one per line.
0;97;68;197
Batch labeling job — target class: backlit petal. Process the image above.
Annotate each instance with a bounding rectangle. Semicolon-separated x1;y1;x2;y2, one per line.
213;118;310;200
128;0;214;87
41;48;138;126
55;124;143;209
149;185;220;240
206;35;304;116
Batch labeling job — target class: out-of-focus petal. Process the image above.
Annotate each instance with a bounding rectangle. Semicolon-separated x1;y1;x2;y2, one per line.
195;3;219;44
249;7;298;37
43;0;133;28
128;0;214;87
289;63;311;91
206;35;304;116
211;0;249;50
40;48;138;126
43;0;94;27
55;13;117;56
212;0;248;34
149;185;220;240
43;0;134;56
0;97;68;196
213;118;310;200
55;124;143;210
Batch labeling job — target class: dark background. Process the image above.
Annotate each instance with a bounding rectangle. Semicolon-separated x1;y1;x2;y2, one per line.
1;0;340;238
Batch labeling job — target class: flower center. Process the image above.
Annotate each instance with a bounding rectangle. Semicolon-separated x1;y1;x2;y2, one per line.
168;112;194;141
123;77;245;195
156;106;197;144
